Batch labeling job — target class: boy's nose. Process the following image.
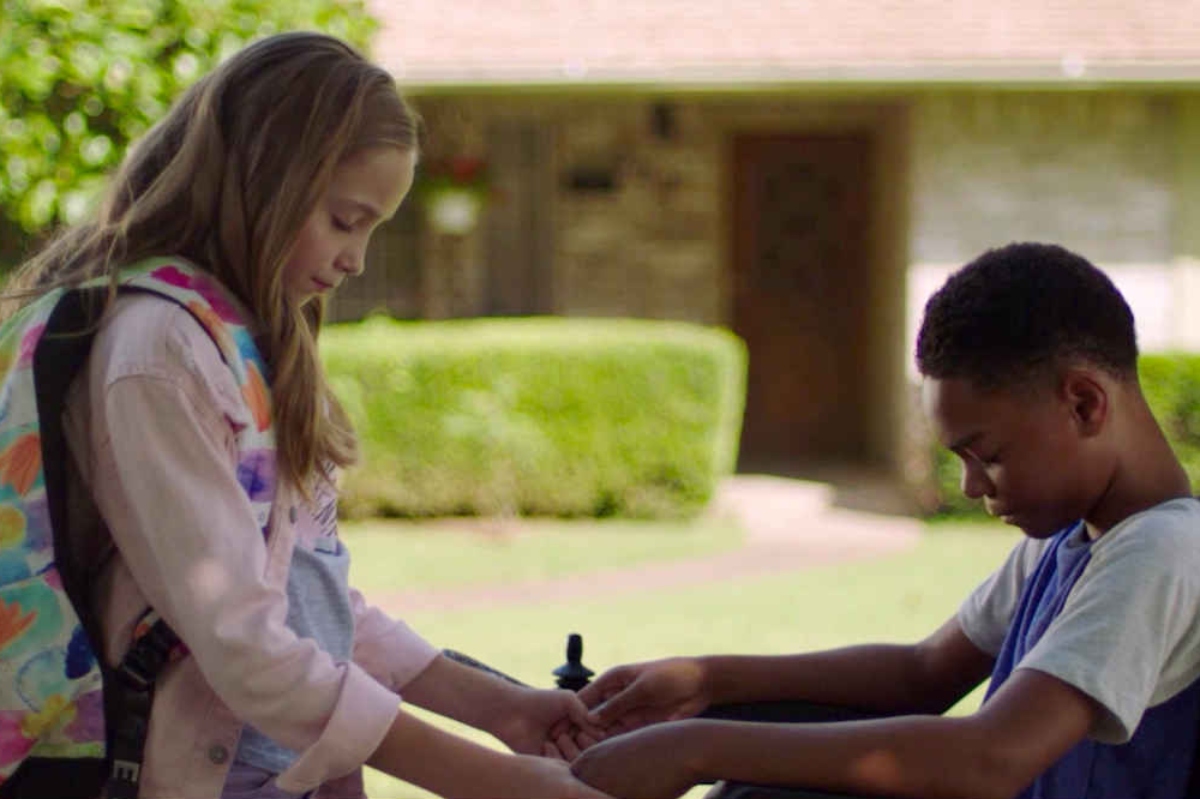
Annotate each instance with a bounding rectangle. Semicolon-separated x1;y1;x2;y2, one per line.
960;462;993;500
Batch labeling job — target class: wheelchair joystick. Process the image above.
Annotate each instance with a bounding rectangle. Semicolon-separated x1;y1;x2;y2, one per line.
552;633;594;691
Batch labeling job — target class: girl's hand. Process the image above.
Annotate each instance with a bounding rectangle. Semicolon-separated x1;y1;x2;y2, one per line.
493;686;605;758
570;722;701;799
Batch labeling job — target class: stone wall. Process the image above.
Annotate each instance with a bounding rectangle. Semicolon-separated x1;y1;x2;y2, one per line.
912;92;1176;265
906;90;1199;363
405;94;907;326
553;100;722;322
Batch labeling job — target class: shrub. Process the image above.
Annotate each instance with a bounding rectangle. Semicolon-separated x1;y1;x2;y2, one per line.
924;351;1200;517
321;316;747;520
1139;352;1200;489
0;0;376;236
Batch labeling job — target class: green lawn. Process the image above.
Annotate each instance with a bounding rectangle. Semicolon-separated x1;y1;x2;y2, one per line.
348;518;1021;798
343;515;744;594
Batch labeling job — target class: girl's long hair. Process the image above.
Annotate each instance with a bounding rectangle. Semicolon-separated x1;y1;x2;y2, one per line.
3;31;420;490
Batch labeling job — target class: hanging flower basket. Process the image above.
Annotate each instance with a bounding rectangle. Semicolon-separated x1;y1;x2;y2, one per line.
415;156;490;235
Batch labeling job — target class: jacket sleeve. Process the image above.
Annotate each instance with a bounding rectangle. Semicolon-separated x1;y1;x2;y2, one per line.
349;586;441;692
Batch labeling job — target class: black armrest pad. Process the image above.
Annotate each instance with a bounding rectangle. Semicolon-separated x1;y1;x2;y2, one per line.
701;700;888;724
711;784;869;799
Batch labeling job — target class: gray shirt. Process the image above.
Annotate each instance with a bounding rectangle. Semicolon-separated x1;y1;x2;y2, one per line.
958;497;1200;743
234;477;355;775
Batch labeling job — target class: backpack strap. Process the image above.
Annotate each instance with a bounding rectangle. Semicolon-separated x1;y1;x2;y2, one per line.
104;614;183;799
32;287;105;655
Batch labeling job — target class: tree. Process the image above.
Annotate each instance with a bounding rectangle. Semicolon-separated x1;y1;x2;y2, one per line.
0;0;378;253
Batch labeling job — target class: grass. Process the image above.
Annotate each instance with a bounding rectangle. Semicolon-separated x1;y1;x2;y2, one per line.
345;518;1022;798
343;515;744;594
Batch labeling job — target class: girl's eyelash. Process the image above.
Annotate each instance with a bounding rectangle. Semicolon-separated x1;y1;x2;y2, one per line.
332;216;353;232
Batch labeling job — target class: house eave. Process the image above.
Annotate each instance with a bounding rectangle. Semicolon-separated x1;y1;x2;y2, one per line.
383;59;1200;93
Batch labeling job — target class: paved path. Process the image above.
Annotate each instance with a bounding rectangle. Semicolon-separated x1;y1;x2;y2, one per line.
369;475;923;615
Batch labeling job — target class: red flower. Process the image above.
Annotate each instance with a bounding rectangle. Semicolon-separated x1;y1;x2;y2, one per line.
0;597;35;649
449;157;485;184
0;435;40;496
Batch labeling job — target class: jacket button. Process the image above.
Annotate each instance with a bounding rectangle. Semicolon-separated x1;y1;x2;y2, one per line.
207;744;229;764
288;506;298;524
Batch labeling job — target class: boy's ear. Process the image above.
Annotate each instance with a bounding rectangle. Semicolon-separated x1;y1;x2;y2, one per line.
1061;369;1108;437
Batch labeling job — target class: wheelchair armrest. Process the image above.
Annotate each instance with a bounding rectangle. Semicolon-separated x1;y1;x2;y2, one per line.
701;700;886;724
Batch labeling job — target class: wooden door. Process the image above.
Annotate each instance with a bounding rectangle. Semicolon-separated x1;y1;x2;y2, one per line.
732;133;874;473
483;121;554;315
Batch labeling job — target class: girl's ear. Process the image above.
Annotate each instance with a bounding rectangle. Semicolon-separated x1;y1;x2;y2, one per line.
1061;368;1108;437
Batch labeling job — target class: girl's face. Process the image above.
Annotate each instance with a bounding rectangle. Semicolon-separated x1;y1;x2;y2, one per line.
283;145;416;305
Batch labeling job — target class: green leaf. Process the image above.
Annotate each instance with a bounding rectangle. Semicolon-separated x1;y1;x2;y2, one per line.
0;0;379;235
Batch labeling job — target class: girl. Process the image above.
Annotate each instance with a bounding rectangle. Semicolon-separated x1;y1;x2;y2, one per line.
3;32;608;799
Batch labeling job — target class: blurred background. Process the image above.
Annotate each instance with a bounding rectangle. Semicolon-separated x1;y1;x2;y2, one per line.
3;2;1200;796
4;0;1200;512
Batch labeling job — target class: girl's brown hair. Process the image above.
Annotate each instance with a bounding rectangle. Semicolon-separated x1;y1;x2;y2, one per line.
3;32;420;490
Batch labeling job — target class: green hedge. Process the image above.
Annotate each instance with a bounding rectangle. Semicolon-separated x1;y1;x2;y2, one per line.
1139;352;1200;489
320;317;747;519
927;352;1200;517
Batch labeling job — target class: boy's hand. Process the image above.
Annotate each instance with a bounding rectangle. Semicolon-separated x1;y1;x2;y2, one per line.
570;722;701;799
578;657;711;734
522;755;618;799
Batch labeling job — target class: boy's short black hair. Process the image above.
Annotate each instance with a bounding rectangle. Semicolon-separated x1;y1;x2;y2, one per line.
915;242;1138;390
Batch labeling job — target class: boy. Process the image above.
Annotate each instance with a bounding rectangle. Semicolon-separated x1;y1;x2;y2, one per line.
568;242;1200;799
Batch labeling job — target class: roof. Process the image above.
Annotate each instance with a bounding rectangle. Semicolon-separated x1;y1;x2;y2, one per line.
367;0;1200;88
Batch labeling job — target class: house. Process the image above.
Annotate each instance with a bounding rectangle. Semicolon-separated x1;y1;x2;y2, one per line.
333;0;1200;505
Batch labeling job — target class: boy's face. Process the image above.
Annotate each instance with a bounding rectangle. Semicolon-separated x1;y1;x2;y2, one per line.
922;376;1102;538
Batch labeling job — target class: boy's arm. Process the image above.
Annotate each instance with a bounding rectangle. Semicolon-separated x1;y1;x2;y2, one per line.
705;616;994;714
574;669;1102;799
583;615;995;730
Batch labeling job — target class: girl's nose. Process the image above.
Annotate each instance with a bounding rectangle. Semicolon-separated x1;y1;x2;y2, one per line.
337;251;365;277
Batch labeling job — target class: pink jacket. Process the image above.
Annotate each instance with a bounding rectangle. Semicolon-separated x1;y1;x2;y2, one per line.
62;293;439;798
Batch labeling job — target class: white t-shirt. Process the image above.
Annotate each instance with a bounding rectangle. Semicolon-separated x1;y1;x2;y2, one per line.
958;497;1200;743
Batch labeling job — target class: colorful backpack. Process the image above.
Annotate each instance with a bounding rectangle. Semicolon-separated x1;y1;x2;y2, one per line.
0;258;276;798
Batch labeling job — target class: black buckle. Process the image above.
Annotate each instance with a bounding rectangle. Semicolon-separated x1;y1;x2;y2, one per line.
104;618;183;799
117;619;180;689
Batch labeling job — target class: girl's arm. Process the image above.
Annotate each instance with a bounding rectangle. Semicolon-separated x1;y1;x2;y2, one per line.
348;586;599;753
398;652;601;755
368;704;610;799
